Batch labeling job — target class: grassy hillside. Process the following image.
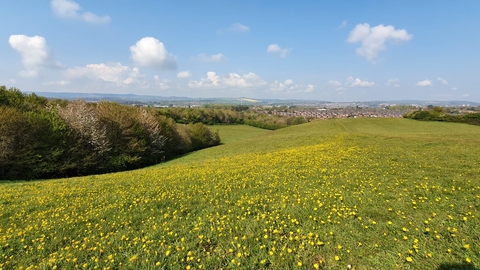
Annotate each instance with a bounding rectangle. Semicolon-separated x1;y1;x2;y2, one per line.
1;119;479;269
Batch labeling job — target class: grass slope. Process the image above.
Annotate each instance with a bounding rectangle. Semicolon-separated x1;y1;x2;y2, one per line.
1;119;479;269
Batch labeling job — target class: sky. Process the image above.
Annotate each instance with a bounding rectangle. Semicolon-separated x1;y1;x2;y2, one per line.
1;1;479;102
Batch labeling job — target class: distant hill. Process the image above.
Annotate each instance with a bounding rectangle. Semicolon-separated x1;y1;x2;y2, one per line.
26;91;480;107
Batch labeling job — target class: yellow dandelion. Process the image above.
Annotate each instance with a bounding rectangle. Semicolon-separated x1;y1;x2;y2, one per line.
128;255;138;262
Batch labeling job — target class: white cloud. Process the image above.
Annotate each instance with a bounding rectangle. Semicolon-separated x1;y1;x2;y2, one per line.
340;20;347;28
462;93;469;97
82;12;111;24
270;79;297;92
154;76;170;90
130;37;177;70
9;34;61;78
347;23;412;62
452;87;458;91
328;77;375;90
51;0;110;24
194;53;227;62
51;0;79;17
305;84;315;93
42;80;70;86
437;77;448;85
328;80;342;88
65;62;143;85
270;79;314;93
415;79;432;87
229;23;250;32
19;70;39;79
218;23;250;34
188;71;266;89
267;44;292;58
386;78;400;87
177;70;192;79
345;76;375;87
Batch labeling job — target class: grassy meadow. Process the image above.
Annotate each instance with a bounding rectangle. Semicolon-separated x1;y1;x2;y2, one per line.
1;118;479;269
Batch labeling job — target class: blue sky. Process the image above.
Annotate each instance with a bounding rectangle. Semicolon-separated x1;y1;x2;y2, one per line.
1;1;479;102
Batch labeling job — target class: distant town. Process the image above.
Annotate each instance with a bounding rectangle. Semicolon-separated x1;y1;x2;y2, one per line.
30;91;480;121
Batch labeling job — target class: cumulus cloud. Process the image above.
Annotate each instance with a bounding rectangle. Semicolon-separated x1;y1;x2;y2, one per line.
51;0;110;24
328;78;375;90
194;53;227;62
415;79;433;87
305;84;315;93
437;77;448;85
347;23;412;62
9;34;61;78
345;76;375;87
328;80;342;90
130;37;177;70
154;76;170;90
386;78;400;87
270;79;297;92
270;79;314;93
415;79;432;87
65;62;143;85
188;71;266;89
267;44;292;58
177;70;192;79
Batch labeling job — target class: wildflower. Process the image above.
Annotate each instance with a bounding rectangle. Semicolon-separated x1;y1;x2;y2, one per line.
128;255;138;262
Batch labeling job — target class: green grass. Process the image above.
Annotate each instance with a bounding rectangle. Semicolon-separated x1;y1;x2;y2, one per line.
1;119;479;269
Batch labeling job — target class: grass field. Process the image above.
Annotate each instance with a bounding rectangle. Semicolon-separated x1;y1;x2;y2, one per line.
1;118;479;269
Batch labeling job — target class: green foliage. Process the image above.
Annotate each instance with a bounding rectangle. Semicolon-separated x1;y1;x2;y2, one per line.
208;125;270;144
157;106;306;129
0;86;221;180
26;109;69;178
404;107;480;126
0;86;48;112
0;107;34;179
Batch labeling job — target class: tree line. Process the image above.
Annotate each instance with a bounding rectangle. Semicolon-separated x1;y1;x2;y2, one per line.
0;86;220;180
156;107;307;130
403;106;480;126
